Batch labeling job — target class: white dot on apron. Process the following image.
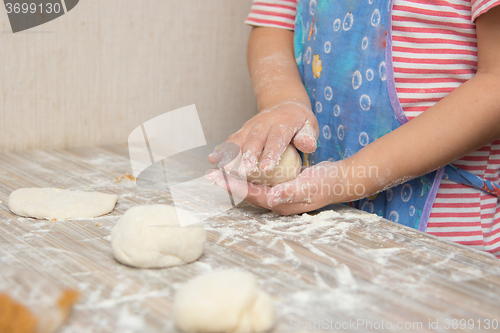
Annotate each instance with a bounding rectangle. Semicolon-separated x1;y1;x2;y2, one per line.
366;69;374;81
333;104;341;116
305;47;312;64
345;148;355;158
409;206;415;216
361;201;375;214
359;132;369;146
360;94;371;110
324;41;331;53
379;61;386;81
371;9;381;26
362;37;369;50
312;88;316;99
309;0;317;15
389;211;399;223
343;12;353;31
324;86;333;100
333;19;341;31
316;101;322;113
386;188;393;201
322;125;331;139
352;70;362;89
401;183;413;202
328;157;335;162
337;125;345;140
368;0;374;4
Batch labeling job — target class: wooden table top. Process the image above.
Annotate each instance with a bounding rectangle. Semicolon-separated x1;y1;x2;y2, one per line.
0;145;499;333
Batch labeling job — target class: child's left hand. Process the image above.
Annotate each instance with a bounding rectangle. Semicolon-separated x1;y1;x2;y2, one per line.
206;161;364;215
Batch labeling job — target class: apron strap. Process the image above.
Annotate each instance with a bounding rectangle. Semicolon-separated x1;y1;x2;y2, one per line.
445;164;500;197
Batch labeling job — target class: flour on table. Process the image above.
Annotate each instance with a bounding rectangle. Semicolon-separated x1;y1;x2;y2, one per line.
112;205;206;268
174;270;274;333
8;188;118;220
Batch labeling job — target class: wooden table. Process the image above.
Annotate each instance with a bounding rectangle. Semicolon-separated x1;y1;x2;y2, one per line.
0;145;499;333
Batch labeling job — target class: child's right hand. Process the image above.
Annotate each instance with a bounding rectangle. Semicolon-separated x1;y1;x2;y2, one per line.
211;100;319;177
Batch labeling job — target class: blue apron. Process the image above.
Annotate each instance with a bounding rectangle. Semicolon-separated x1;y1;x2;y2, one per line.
294;0;500;231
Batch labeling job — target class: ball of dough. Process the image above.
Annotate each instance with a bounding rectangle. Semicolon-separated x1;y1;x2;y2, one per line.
8;188;118;220
111;205;206;268
174;270;274;333
246;144;302;186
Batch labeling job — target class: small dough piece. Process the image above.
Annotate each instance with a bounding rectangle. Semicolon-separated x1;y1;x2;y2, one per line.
174;270;274;333
8;188;118;220
112;205;206;268
0;267;79;333
246;144;302;186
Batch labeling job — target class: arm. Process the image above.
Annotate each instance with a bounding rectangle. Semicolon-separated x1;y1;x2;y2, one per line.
247;27;309;112
212;27;318;176
338;5;500;198
265;6;500;212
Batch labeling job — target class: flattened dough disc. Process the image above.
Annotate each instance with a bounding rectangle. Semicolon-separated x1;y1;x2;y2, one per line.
8;188;119;220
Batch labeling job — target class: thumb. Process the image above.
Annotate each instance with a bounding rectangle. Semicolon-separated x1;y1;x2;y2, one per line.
267;177;313;207
292;120;318;154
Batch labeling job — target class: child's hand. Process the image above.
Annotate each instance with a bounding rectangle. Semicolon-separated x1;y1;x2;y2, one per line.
264;161;360;215
211;101;319;177
206;160;366;216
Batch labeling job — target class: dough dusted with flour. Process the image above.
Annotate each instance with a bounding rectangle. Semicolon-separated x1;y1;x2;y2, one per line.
8;188;118;220
111;205;206;268
174;270;274;333
246;144;302;186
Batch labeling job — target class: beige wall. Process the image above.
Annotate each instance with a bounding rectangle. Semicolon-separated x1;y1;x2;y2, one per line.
0;0;257;152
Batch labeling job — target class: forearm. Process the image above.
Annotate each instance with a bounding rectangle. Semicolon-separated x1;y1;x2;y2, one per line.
247;27;311;111
340;7;500;201
343;71;500;200
241;7;500;215
265;74;500;213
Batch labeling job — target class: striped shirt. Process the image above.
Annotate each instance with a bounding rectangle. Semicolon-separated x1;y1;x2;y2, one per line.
245;0;500;257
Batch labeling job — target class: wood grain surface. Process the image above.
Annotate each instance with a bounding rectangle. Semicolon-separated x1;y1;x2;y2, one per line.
0;145;499;333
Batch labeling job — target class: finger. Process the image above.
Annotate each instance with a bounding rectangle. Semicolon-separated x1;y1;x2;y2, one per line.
292;120;319;154
219;150;242;173
241;181;272;209
271;201;323;216
266;169;320;207
209;170;272;208
205;169;223;183
210;129;247;164
259;124;295;172
238;124;268;177
266;179;306;207
267;162;340;207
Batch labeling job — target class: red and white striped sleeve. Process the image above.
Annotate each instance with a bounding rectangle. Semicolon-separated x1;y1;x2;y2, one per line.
471;0;500;21
245;0;298;30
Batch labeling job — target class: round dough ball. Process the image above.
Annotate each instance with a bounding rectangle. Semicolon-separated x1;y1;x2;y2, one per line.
111;205;206;268
8;188;118;220
246;144;302;186
174;270;274;333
